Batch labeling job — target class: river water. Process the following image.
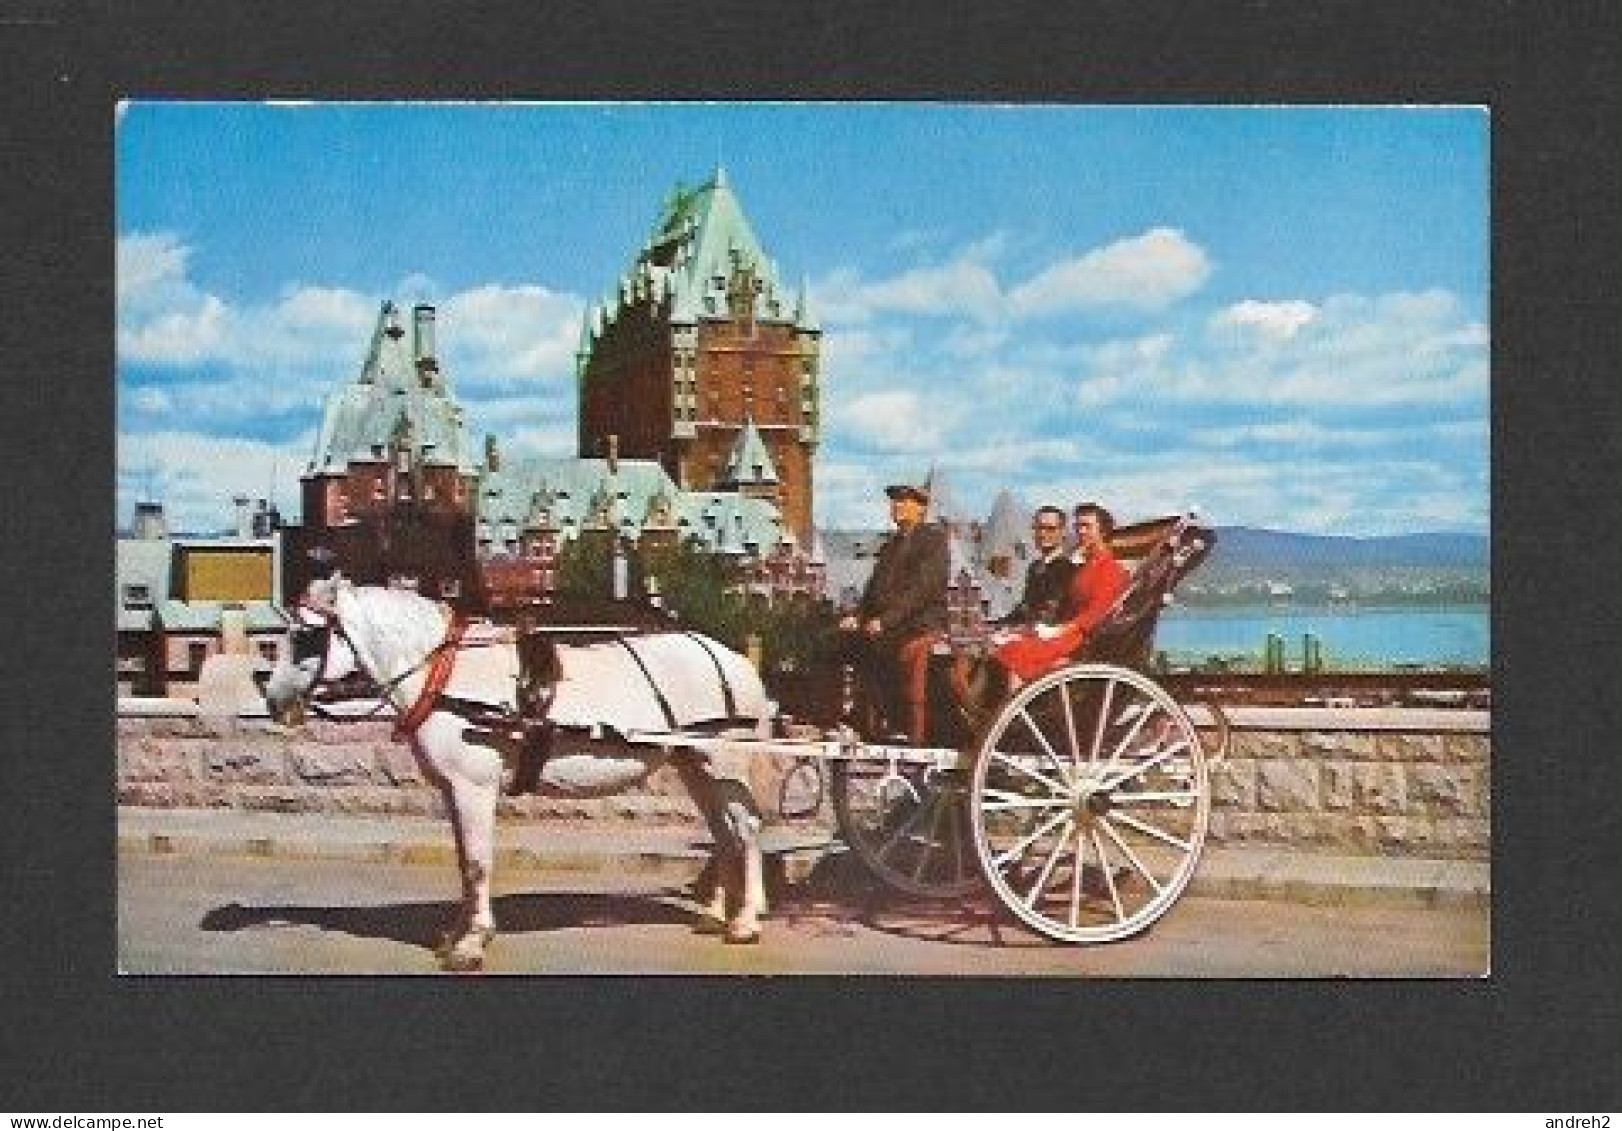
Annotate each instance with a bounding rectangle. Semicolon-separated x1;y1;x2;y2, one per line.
1156;604;1490;668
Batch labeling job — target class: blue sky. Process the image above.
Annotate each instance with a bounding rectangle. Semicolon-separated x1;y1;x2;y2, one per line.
116;102;1488;536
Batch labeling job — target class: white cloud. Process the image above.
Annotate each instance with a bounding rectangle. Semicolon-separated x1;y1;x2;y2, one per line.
835;390;949;452
822;227;1214;330
117;231;190;301
117;232;590;451
119;295;231;365
1191;417;1488;450
1081;289;1488;408
1210;299;1317;342
440;283;584;386
130;387;172;414
1007;227;1212;317
117;429;314;533
820;259;1001;325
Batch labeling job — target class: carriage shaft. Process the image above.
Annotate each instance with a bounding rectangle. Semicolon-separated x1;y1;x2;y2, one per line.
618;729;966;769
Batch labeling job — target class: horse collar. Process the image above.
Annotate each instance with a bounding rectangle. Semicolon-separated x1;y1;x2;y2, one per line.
392;610;471;740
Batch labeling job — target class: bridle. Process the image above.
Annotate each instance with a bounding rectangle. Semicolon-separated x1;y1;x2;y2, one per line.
289;599;349;689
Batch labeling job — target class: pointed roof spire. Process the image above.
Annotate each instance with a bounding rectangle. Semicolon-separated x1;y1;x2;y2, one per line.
720;417;779;487
795;273;819;332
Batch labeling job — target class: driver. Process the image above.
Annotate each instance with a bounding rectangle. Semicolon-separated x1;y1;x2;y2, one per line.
838;480;949;745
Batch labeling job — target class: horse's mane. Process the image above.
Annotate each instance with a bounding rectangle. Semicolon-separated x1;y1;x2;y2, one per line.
338;585;453;678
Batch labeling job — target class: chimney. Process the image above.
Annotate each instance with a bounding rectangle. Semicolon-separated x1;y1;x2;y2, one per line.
233;494;252;538
131;501;167;540
412;304;438;386
607;434;619;475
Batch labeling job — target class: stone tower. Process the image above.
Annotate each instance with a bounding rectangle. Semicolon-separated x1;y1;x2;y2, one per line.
576;167;821;545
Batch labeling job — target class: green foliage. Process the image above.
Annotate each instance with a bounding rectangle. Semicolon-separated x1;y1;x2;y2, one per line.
639;537;840;673
554;533;613;598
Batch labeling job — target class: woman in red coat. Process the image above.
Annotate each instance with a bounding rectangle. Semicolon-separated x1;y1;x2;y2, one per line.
993;503;1128;683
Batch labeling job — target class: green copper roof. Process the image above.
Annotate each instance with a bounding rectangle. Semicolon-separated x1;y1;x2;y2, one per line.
677;491;787;554
585;169;817;345
475;451;790;554
309;301;476;476
157;599;286;633
719;418;779;487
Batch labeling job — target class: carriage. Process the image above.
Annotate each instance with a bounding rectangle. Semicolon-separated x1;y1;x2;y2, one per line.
266;512;1224;967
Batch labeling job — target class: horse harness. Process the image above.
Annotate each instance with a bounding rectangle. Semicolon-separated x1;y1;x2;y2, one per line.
291;599;474;739
290;605;738;795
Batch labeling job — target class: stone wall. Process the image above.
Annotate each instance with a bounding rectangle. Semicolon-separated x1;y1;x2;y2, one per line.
1201;707;1489;859
115;711;804;828
116;704;1490;860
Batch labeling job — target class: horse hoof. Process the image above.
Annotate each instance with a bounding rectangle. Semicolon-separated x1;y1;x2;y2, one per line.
724;926;761;945
441;952;485;973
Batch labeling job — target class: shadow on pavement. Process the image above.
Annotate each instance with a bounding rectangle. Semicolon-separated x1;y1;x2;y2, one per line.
772;851;1048;949
200;889;700;952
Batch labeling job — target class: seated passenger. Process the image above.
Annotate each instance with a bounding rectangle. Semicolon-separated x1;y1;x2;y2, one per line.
996;504;1077;629
993;502;1129;685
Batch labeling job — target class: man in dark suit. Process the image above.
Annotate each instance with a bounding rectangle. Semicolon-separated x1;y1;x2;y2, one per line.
999;504;1077;628
839;481;949;744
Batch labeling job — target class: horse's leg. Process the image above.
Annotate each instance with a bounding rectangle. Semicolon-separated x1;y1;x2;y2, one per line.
716;778;766;945
415;714;502;971
671;754;734;934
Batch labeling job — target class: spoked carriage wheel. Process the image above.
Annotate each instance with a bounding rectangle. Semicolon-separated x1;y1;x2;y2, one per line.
968;663;1210;943
829;753;983;900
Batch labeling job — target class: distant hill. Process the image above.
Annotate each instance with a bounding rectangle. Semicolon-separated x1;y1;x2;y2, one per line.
1210;527;1489;569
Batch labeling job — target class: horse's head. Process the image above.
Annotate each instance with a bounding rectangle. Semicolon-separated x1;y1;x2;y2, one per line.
264;573;360;725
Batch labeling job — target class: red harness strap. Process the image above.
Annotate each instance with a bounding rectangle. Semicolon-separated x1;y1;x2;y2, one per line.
393;610;470;740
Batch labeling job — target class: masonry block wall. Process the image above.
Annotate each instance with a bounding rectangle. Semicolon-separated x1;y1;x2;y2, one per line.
1205;722;1490;859
116;709;1490;860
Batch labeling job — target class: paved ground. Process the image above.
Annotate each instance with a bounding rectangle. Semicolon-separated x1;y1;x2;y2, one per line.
116;812;1491;977
117;806;1492;910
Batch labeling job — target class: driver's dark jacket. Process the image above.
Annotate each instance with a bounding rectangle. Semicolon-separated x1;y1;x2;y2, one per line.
858;522;950;642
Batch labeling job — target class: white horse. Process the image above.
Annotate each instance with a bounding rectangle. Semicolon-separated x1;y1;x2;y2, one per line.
263;574;773;971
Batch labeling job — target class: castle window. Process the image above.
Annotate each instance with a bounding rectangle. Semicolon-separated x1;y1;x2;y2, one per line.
257;640;280;662
187;641;209;672
121;584;152;609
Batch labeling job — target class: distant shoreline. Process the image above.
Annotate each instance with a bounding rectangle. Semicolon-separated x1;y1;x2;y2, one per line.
1169;600;1491;614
